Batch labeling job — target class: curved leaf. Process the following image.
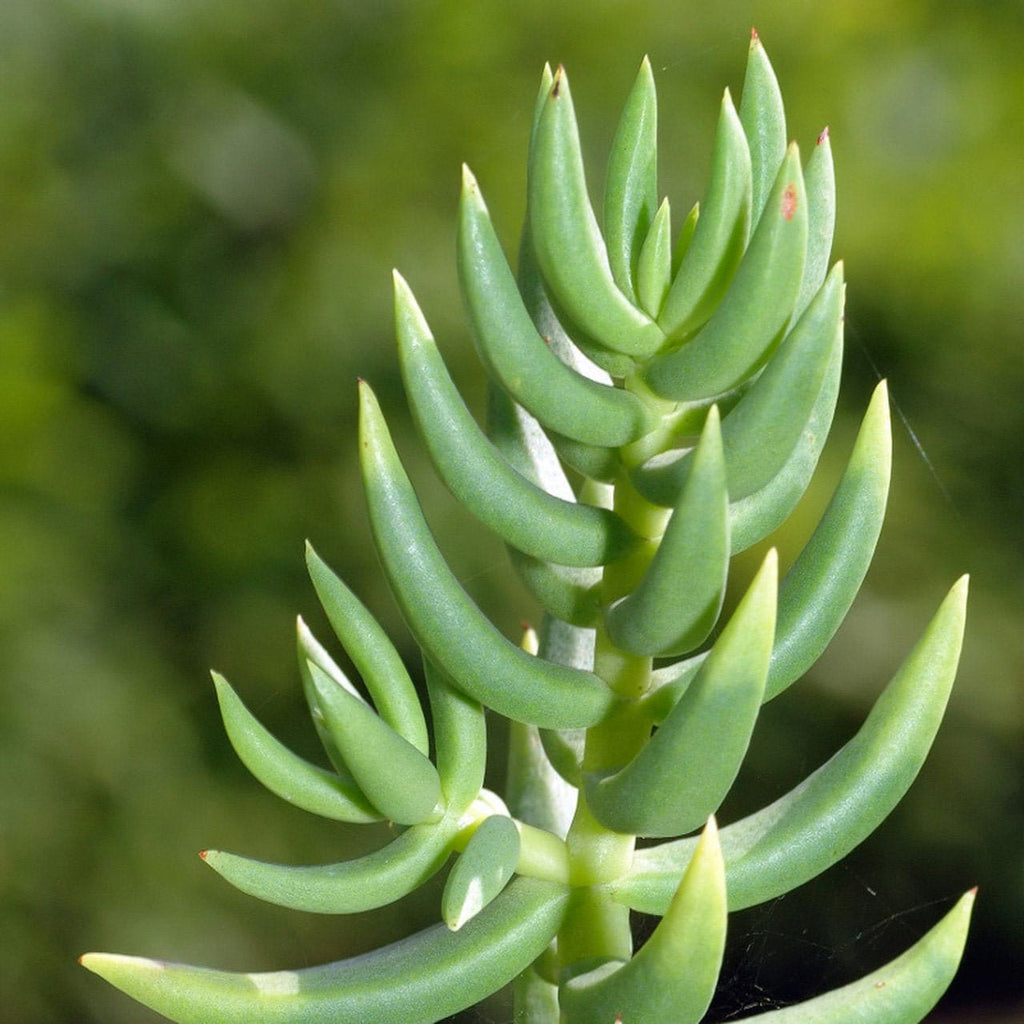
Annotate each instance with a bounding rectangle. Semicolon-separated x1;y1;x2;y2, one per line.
211;672;381;825
442;814;521;930
645;144;807;402
358;381;616;729
614;577;968;915
201;819;456;915
604;407;728;657
305;543;429;755
659;87;752;339
80;877;570;1024
634;262;844;506
739;28;787;224
636;197;672;316
603;55;659;302
395;272;638;568
586;552;775;837
307;661;441;826
529;66;665;359
560;819;726;1024
459;167;652;447
767;379;890;701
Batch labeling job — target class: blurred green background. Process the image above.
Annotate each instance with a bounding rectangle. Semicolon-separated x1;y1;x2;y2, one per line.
0;1;1020;1021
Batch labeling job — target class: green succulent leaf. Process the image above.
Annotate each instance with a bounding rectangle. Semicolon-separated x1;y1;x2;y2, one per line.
211;672;382;824
306;661;441;826
604;406;729;657
659;87;752;339
423;656;487;814
767;379;891;701
634;262;844;506
518;185;636;380
603;55;659;303
442;814;521;930
201;818;457;915
739;28;787;224
80;877;570;1024
585;551;775;838
645;143;808;402
295;619;366;777
635;196;673;316
305;543;429;756
615;577;968;915
395;270;638;568
358;380;616;729
508;549;602;627
529;65;665;360
559;818;726;1024
459;166;653;448
795;125;836;318
484;383;605;627
731;890;975;1023
728;336;841;550
672;199;700;271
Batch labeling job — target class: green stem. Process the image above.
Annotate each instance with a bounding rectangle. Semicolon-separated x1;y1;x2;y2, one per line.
511;475;668;1021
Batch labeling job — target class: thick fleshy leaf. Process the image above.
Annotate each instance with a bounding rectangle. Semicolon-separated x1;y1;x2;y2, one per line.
659;88;751;339
201;819;456;915
508;549;601;627
795;125;836;319
307;661;441;826
739;28;787;224
586;552;775;837
80;877;570;1024
459;167;652;447
636;197;672;316
634;263;844;506
211;672;381;824
442;815;521;930
767;379;890;701
305;544;428;755
604;407;728;657
614;578;968;915
529;66;665;359
296;619;366;778
518;188;635;380
358;381;616;730
394;272;638;568
560;819;725;1024
645;144;807;402
728;337;841;550
603;55;659;303
423;656;486;814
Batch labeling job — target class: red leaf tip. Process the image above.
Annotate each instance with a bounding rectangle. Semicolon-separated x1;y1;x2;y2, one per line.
198;850;208;861
751;26;760;42
817;125;830;145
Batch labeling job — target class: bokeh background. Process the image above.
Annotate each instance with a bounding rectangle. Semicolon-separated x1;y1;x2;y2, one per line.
1;1;1021;1021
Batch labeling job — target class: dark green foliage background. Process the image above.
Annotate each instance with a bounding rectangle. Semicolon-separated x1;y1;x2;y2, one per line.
0;2;1020;1021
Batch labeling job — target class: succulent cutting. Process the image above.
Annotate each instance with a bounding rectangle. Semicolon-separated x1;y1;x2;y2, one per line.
82;31;973;1024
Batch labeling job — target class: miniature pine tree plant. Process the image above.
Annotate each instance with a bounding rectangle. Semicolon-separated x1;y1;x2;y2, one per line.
81;31;974;1024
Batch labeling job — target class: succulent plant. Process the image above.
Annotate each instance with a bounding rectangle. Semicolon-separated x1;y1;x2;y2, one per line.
81;31;973;1024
